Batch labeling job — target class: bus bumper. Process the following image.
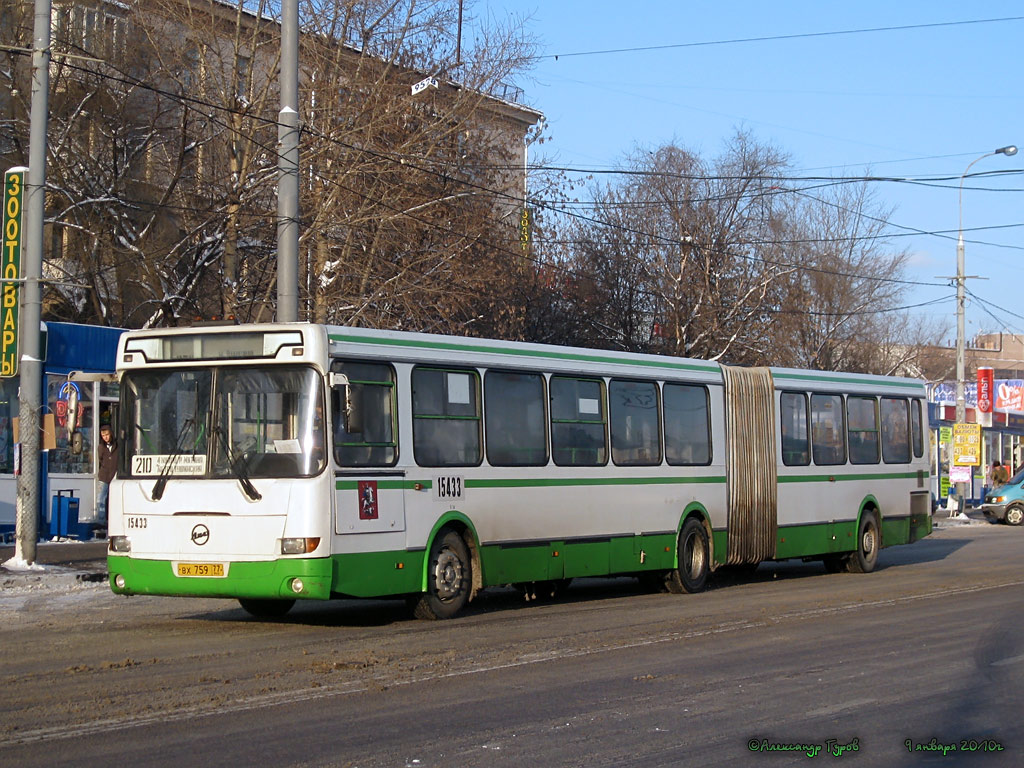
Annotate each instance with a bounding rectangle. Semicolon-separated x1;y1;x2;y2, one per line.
107;555;333;600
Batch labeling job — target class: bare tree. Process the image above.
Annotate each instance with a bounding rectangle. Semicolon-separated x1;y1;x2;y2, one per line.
3;0;540;331
777;180;917;373
297;1;539;333
547;131;795;362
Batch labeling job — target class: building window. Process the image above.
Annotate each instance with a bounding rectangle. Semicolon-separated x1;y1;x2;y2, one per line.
47;377;94;475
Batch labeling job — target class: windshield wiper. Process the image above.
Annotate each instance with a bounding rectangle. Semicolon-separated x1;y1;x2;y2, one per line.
151;417;195;501
212;426;262;501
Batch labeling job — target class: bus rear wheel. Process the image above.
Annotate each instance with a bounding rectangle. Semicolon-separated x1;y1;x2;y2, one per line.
238;598;295;619
665;518;710;594
846;512;880;574
413;529;472;620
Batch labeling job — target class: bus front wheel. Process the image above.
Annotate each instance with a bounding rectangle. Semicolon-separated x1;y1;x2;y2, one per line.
846;512;880;574
665;518;710;594
413;529;472;620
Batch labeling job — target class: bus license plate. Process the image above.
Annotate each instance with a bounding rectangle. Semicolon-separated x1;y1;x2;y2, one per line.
176;562;226;578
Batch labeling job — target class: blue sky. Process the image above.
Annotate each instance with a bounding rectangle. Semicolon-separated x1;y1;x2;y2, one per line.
479;1;1024;341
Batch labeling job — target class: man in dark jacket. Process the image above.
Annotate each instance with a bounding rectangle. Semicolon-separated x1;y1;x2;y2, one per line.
97;423;118;526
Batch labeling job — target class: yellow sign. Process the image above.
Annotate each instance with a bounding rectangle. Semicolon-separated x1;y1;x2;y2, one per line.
952;423;981;466
520;207;531;254
2;167;26;378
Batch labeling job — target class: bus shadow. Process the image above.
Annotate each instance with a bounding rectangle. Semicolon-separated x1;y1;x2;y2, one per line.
715;533;971;586
187;536;970;626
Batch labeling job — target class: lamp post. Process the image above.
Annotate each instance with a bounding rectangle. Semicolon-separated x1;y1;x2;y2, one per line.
954;144;1017;513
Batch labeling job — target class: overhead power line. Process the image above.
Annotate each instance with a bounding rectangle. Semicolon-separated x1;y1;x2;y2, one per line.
546;16;1024;60
28;52;978;296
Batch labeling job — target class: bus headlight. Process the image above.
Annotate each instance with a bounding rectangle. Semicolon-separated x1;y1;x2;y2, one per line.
280;537;320;555
109;536;131;553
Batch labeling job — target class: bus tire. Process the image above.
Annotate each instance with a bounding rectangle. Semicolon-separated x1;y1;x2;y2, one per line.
665;517;710;594
413;529;472;620
1005;504;1024;526
846;512;880;574
238;598;295;619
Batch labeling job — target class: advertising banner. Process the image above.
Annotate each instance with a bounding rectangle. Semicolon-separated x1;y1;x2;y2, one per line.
952;423;981;466
977;367;994;427
931;379;1024;414
2;167;26;378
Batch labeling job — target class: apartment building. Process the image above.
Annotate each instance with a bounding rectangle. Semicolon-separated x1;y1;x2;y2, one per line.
2;0;543;327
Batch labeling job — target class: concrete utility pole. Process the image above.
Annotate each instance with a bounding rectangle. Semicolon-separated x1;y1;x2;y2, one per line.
14;0;53;564
954;145;1017;514
276;0;299;323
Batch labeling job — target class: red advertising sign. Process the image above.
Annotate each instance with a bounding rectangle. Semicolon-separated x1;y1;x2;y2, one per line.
977;367;994;427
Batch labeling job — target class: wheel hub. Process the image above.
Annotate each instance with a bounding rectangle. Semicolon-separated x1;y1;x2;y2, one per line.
433;548;464;601
862;527;876;555
683;532;706;578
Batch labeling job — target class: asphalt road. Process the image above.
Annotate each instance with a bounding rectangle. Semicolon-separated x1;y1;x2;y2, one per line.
1;521;1022;767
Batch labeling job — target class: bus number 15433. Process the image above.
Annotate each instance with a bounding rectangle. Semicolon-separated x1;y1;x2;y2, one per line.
434;476;464;500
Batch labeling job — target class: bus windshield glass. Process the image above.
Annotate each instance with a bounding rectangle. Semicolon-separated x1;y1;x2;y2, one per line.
122;366;326;479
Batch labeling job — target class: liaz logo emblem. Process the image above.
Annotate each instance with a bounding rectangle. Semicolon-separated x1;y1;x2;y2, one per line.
191;524;210;546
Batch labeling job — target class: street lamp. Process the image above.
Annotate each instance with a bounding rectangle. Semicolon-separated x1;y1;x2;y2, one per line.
954;144;1017;513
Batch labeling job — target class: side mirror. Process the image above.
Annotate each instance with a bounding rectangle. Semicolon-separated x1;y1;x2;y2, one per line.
329;372;362;434
344;384;363;434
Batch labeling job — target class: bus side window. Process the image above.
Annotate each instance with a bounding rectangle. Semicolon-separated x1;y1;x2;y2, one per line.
664;383;711;466
484;370;547;466
811;393;846;466
412;367;482;467
848;396;880;465
881;397;911;464
331;361;398;467
911;399;924;458
550;376;607;466
609;379;661;467
780;391;809;466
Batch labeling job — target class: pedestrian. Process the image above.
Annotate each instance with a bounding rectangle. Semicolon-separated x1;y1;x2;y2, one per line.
992;460;1010;487
97;423;118;526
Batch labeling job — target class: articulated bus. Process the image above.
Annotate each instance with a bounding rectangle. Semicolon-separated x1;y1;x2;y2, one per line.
107;323;933;619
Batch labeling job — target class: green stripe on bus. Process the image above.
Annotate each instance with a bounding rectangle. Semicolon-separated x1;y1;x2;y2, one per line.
773;371;925;390
777;471;919;483
337;479;429;491
329;332;718;373
465;476;725;489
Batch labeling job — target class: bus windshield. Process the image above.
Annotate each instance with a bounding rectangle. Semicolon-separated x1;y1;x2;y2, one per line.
122;365;326;480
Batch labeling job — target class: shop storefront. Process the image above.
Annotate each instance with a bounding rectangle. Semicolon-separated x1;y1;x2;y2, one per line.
929;380;1024;506
0;322;124;540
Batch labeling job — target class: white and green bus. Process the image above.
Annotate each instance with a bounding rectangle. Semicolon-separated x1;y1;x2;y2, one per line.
107;323;933;619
